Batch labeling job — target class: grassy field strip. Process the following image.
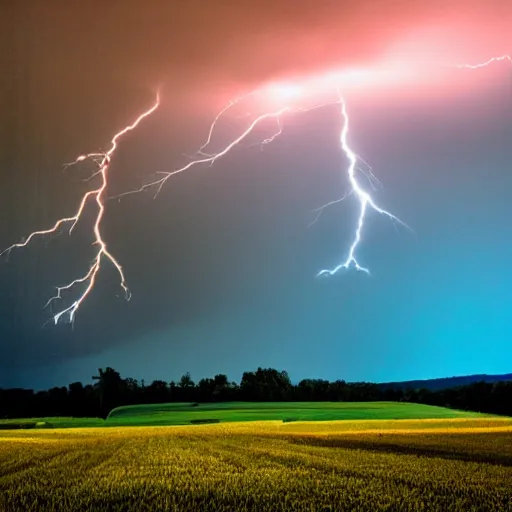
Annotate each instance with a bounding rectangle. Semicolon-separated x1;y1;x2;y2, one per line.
105;401;494;426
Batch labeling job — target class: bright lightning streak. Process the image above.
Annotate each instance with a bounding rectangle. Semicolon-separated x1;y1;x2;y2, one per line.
316;94;409;276
1;94;160;324
455;54;511;69
195;91;258;156
313;54;510;275
191;83;303;156
117;107;291;199
117;93;348;201
261;117;283;146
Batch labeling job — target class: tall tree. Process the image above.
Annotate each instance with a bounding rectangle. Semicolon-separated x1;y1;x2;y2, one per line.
92;367;125;417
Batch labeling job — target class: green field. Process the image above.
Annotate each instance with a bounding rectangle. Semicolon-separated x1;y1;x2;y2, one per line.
0;401;492;430
1;417;512;511
107;401;492;425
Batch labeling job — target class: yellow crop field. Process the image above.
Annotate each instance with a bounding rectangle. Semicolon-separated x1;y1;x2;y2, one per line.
1;418;512;511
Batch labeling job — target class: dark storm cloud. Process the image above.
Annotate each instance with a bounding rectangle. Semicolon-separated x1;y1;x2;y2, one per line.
0;0;510;386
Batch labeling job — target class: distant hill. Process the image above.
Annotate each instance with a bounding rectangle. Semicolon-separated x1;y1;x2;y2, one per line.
378;373;512;392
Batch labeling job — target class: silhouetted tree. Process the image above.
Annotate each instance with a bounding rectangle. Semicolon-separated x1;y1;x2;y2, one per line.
146;380;170;403
179;372;195;401
123;378;141;405
297;379;330;401
328;380;349;401
240;368;292;401
197;378;215;402
212;374;232;400
68;382;84;416
92;367;125;417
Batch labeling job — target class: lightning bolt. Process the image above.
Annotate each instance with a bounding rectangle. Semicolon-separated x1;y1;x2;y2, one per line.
195;90;257;157
116;106;292;200
454;54;511;70
1;94;160;324
316;93;409;276
313;54;511;275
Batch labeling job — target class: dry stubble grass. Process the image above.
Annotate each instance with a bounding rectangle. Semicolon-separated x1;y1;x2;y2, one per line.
1;418;512;511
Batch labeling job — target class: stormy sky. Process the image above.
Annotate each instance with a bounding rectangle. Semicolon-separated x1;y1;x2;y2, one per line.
1;0;511;389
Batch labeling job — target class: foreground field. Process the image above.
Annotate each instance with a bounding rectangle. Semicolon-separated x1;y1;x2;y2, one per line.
2;418;512;511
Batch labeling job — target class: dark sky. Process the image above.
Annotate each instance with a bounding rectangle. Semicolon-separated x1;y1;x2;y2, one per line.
1;0;511;389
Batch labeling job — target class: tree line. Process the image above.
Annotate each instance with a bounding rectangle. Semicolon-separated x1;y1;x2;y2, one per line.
1;367;511;419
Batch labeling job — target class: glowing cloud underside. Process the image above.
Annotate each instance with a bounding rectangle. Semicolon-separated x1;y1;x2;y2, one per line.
1;55;510;325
